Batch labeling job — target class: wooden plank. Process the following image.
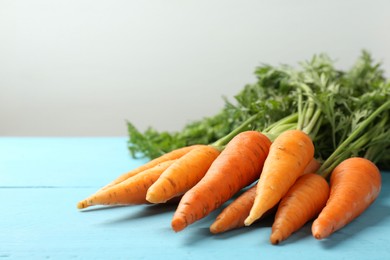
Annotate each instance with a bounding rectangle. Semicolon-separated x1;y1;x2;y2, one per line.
1;138;390;259
0;137;148;187
1;181;390;259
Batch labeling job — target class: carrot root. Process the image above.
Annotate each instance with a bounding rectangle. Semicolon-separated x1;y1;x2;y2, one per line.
97;145;204;192
312;157;381;239
77;160;176;209
245;130;315;226
303;158;321;175
209;156;320;234
172;131;272;232
146;145;221;204
209;185;257;234
270;173;329;245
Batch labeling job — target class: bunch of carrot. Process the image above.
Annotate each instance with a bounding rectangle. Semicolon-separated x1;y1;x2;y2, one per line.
77;51;389;245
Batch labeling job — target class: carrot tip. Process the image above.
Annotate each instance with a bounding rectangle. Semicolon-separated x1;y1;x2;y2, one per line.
77;201;87;209
270;231;282;245
171;218;187;232
244;216;257;226
145;192;163;204
209;223;221;234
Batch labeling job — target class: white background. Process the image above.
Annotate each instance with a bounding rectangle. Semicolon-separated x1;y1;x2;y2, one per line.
1;0;389;136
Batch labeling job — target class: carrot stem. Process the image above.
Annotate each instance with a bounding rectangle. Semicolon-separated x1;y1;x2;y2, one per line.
319;99;390;178
262;113;299;141
211;112;261;148
296;82;323;138
297;88;304;130
212;112;298;148
302;108;322;137
304;101;315;127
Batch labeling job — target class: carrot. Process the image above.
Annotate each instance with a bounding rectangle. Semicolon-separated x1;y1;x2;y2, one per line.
303;158;321;175
312;157;381;240
270;173;329;244
209;157;320;234
171;131;272;232
146;145;221;204
244;129;315;226
77;160;176;209
97;144;204;192
209;184;276;234
210;185;257;234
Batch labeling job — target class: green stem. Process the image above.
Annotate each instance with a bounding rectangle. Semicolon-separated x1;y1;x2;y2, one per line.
213;112;300;149
363;115;390;162
303;99;315;127
262;113;299;141
264;123;297;142
211;112;261;148
296;82;321;134
318;99;390;178
320;132;371;179
303;108;322;136
263;113;298;133
297;88;304;130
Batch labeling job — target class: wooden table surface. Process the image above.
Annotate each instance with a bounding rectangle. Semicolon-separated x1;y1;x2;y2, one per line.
1;137;389;259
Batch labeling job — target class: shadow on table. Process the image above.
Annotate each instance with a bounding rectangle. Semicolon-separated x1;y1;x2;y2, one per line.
96;202;179;225
78;204;128;212
212;214;274;239
180;212;274;246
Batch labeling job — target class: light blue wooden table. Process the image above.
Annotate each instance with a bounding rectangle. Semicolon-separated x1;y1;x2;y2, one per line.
1;138;389;259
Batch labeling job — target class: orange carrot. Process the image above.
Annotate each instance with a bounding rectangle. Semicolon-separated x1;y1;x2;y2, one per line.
209;184;275;234
171;131;272;232
209;157;320;234
303;158;321;175
210;185;257;234
245;129;315;226
98;145;204;192
270;173;329;244
77;160;176;209
146;145;221;204
312;157;381;239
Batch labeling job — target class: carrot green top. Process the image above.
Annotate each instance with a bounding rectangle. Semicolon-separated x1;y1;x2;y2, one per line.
126;51;390;173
